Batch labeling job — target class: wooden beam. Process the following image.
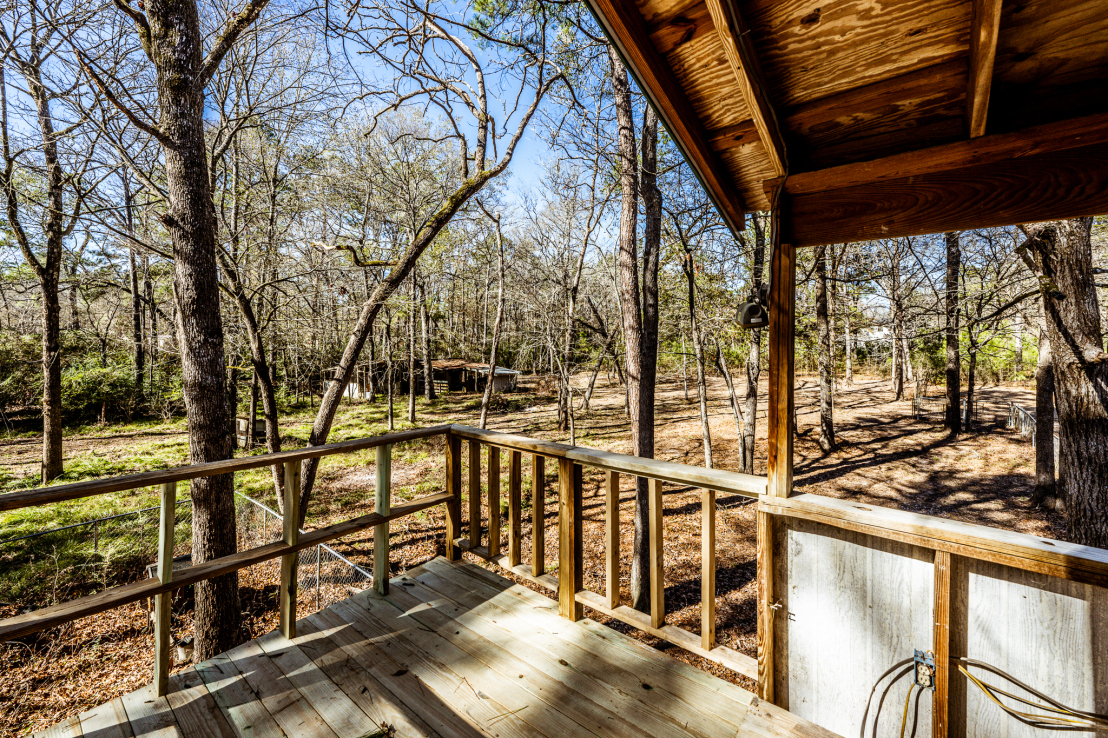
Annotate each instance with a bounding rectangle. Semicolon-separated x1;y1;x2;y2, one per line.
605;470;620;609
701;487;716;651
766;205;795;498
648;477;665;629
558;459;583;621
488;446;501;557
583;0;745;233
532;454;546;576
507;450;522;567
468;440;481;548
703;0;786;176
373;444;392;595
779;111;1108;198
756;510;775;703
788;141;1108;248
445;434;462;562
933;550;952;738
279;461;301;639
966;0;1003;138
152;481;175;697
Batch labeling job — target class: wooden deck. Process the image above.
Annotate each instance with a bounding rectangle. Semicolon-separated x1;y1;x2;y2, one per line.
37;557;835;738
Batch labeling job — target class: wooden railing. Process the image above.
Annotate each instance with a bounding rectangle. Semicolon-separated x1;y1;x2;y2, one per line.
0;423;766;695
448;424;765;678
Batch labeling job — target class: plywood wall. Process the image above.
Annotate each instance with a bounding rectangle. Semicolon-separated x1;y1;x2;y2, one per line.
773;516;1108;738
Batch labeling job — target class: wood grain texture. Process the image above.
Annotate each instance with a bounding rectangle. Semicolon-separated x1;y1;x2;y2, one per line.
78;697;134;738
565;446;765;496
766;232;795;498
606;470;620;609
581;0;746;232
788;141;1108;248
760;492;1108;588
649;477;665;629
532;454;546;575
469;440;481;548
702;0;786;175
508;450;522;567
153;481;176;697
374;444;391;595
0;424;451;511
164;669;236;738
933;550;951;738
279;460;301;639
445;433;462;562
966;0;1003;137
756;509;775;702
488;445;501;557
701;487;715;651
558;459;583;621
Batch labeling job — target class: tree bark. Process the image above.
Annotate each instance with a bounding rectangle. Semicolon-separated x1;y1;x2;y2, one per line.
944;231;961;433
408;277;417;423
681;248;712;467
480;214;506;430
420;280;435;401
1020;218;1107;546
1031;304;1059;509
740;214;767;474
815;245;835;451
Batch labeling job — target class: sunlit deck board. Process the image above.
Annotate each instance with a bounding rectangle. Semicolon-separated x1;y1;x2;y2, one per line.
40;558;838;738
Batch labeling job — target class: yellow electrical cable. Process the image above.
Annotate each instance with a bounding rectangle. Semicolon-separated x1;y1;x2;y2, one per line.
958;666;1101;729
899;684;915;738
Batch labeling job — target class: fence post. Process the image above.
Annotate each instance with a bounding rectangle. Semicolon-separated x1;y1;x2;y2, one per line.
445;433;462;561
701;486;716;650
488;446;501;557
469;441;481;548
508;450;522;567
532;455;545;576
605;471;620;609
279;461;301;639
152;481;176;696
374;444;392;594
558;458;582;621
649;478;665;629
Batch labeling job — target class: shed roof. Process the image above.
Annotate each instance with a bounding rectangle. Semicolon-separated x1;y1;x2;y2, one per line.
586;0;1108;246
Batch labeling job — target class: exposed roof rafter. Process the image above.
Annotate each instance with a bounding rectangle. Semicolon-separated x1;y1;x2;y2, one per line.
703;0;787;177
966;0;1004;138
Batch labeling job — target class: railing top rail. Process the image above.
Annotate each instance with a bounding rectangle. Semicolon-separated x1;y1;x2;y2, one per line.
0;424;451;513
449;424;766;497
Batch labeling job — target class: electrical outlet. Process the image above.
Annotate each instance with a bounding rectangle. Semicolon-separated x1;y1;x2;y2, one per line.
914;650;936;691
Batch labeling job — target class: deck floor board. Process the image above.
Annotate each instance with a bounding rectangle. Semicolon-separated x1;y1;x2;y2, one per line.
42;557;836;738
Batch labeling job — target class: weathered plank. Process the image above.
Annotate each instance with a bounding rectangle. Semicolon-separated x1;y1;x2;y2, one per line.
445;433;463;561
120;684;183;738
164;669;237;738
77;697;134;738
933;550;951;738
605;470;620;609
279;460;301;639
701;486;715;651
153;481;176;697
966;0;1003;137
32;715;82;738
532;454;546;575
648;477;665;629
565;446;765;496
374;444;392;595
469;440;482;548
194;655;286;738
488;445;501;557
766;223;794;498
756;509;774;702
558;459;583;620
508;450;522;567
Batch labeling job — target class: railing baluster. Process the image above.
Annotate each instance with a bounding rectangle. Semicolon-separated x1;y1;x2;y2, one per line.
279;461;300;639
374;444;392;594
531;454;545;576
153;481;176;696
558;459;583;621
605;471;620;609
445;434;462;561
649;477;664;629
701;487;716;650
508;450;522;567
488;446;501;557
469;440;481;548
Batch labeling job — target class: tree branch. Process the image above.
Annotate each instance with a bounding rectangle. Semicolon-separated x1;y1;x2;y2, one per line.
198;0;272;88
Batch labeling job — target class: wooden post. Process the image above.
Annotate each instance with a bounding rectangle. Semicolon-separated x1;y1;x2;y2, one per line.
933;550;952;738
767;206;796;499
756;509;774;703
445;434;462;561
532;454;545;575
649;478;665;629
508;450;522;567
468;440;481;548
374;444;392;594
605;470;620;609
152;481;175;696
701;487;716;650
279;461;300;639
488;446;501;557
558;458;583;621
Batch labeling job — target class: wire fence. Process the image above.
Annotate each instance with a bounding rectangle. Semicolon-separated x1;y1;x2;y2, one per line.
1007;402;1061;469
0;491;372;615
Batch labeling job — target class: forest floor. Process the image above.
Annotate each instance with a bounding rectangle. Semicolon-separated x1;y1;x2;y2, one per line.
0;373;1051;736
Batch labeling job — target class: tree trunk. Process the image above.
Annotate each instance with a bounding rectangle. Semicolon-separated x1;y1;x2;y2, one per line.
843;291;853;385
386;309;394;431
1031;305;1059;509
145;0;247;659
944;231;961;433
965;340;976;431
740;215;767;474
1020;218;1107;546
420;281;435;401
407;278;416;424
682;249;712;467
815;245;835;451
247;371;258;451
480;215;506;430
